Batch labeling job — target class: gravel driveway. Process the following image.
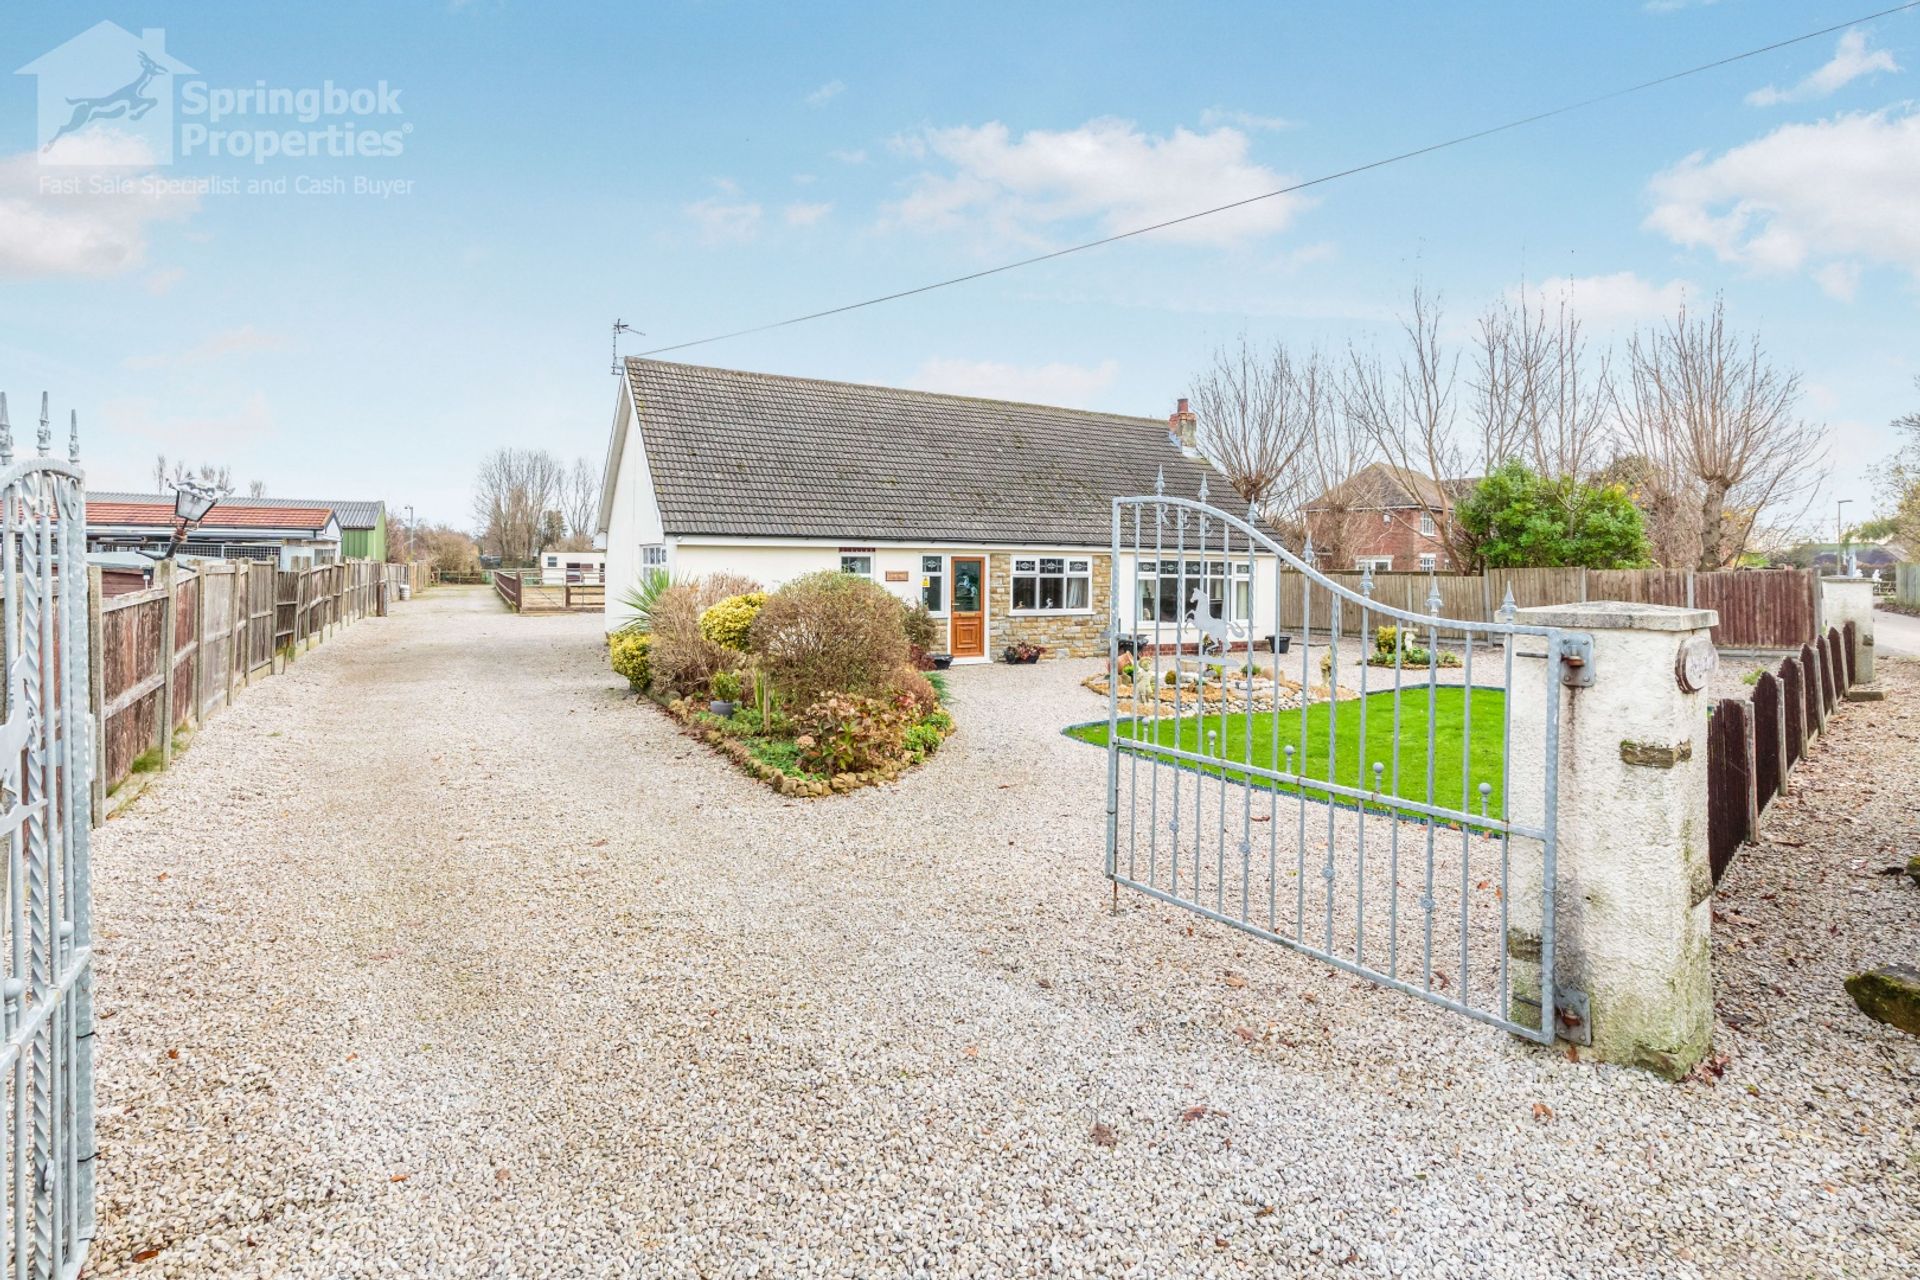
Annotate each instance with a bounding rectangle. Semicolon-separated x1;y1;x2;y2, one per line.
88;586;1919;1278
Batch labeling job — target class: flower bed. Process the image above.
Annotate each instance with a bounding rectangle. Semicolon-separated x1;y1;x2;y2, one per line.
612;569;955;796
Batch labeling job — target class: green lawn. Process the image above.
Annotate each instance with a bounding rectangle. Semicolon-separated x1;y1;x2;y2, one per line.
1069;685;1509;823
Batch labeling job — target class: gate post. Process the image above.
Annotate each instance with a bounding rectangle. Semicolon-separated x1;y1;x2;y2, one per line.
1508;601;1718;1078
1820;576;1875;688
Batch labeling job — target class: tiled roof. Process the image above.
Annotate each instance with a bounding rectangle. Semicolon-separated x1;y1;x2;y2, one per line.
617;358;1226;545
87;501;336;532
89;492;383;529
1304;462;1470;513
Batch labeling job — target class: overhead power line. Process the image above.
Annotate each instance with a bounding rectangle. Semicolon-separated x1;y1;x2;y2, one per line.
639;2;1920;359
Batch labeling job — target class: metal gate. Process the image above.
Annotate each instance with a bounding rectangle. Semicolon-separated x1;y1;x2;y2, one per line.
0;395;95;1278
1104;481;1586;1043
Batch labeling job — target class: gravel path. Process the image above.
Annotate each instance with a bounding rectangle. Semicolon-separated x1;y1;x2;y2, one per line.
88;587;1919;1278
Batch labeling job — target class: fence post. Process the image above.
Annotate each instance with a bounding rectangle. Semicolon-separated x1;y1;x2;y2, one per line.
1507;600;1717;1078
190;566;206;725
87;566;105;828
157;559;176;769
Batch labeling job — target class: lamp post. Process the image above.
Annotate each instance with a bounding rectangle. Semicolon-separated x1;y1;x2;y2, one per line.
404;504;414;562
141;479;220;561
1836;498;1852;576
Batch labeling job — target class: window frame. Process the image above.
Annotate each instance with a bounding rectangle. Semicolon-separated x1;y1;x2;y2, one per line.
1419;512;1437;537
1418;552;1438;572
1008;553;1094;616
920;554;946;615
639;544;668;568
1135;557;1254;626
1355;555;1393;574
839;553;873;577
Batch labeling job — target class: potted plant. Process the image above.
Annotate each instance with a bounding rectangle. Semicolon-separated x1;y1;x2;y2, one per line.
929;653;954;670
709;669;742;718
1003;641;1047;665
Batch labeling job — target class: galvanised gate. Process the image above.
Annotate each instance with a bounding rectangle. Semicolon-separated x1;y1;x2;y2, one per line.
1104;481;1588;1043
0;395;95;1279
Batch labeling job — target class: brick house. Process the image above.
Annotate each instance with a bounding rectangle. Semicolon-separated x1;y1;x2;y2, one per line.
1301;462;1474;573
594;361;1277;661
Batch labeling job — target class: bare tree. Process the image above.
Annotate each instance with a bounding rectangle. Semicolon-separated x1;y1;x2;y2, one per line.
562;456;602;545
1191;337;1314;513
1342;286;1476;565
151;454;168;491
1472;289;1611;481
247;479;268;498
471;448;564;565
1616;298;1826;570
157;460;233;495
1876;376;1920;548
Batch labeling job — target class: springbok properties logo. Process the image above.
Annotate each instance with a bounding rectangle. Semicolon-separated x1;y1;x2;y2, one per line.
16;21;410;169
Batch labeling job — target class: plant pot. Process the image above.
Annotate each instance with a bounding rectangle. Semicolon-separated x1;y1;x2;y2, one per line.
930;653;953;670
709;699;736;717
1266;635;1292;655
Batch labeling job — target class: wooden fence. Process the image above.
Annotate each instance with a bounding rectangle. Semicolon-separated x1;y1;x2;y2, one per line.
492;569;603;615
1287;566;1820;650
1896;564;1919;608
1706;620;1861;886
90;558;426;816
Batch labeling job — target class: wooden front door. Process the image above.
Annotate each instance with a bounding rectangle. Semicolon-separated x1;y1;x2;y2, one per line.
949;556;986;659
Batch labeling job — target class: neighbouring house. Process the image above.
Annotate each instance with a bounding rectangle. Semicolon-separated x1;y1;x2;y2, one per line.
89;493;388;560
86;498;341;568
595;360;1281;661
540;549;606;585
1301;462;1472;573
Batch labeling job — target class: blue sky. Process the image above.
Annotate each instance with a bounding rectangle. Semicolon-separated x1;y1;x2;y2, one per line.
1;1;1914;531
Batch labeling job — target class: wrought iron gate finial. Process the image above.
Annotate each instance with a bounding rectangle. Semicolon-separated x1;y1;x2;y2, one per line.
1498;583;1517;623
1360;563;1375;598
1153;465;1165;496
37;391;50;456
0;392;11;466
1425;574;1443;616
68;410;80;464
1197;475;1209;504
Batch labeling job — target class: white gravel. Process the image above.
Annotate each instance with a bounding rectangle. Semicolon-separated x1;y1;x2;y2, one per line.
85;586;1919;1278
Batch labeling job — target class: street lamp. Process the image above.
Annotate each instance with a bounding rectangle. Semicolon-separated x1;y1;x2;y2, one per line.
139;478;221;561
1836;498;1852;576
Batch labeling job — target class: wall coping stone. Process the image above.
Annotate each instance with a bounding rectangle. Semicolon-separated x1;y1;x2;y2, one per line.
1514;600;1717;632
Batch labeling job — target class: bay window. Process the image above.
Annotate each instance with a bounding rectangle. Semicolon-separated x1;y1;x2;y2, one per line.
1010;555;1091;613
1136;559;1253;625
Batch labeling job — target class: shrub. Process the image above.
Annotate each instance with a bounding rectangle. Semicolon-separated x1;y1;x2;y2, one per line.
894;668;940;718
749;571;910;710
694;572;761;610
904;721;945;760
903;602;937;651
794;692;912;775
649;585;735;697
609;632;654;691
699;592;766;650
710;670;743;702
616;568;676;636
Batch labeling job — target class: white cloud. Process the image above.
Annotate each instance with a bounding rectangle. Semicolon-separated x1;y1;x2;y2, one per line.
1746;30;1900;107
684;196;763;243
1645;108;1920;287
883;116;1309;249
1199;106;1293;132
0;136;197;278
144;266;186;295
123;324;290;371
907;357;1120;407
829;148;868;165
1510;272;1696;329
805;79;846;107
782;201;831;227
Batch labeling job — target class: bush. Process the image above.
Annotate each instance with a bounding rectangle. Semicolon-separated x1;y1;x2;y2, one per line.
894;668;940;718
649;584;735;697
609;632;654;691
616;568;676;636
699;592;766;650
904;721;945;760
710;670;742;702
749;571;910;711
903;602;937;651
794;692;913;775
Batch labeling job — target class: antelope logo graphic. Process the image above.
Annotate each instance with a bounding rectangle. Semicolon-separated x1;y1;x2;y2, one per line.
44;51;167;152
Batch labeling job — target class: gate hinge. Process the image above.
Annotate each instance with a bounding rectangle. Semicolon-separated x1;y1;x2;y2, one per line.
1513;987;1592;1046
1557;635;1595;687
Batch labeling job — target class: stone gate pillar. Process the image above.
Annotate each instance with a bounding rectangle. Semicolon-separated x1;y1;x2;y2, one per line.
1821;575;1876;686
1506;602;1718;1078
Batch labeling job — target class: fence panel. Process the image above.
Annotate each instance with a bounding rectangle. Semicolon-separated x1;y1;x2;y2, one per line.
248;563;276;671
1780;656;1806;769
1707;699;1754;886
197;565;236;719
99;588;167;784
1691;570;1817;649
171;568;199;730
1751;670;1784;812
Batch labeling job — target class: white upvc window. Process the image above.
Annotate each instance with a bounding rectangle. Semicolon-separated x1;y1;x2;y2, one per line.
640;544;668;568
1137;558;1252;624
920;555;945;614
1356;556;1393;573
839;553;873;577
1010;555;1092;614
1420;513;1437;536
1418;552;1438;572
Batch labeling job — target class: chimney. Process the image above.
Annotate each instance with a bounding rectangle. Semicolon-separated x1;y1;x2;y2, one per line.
1168;397;1199;454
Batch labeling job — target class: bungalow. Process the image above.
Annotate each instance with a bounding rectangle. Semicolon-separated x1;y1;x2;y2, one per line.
595;359;1280;661
86;498;341;568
